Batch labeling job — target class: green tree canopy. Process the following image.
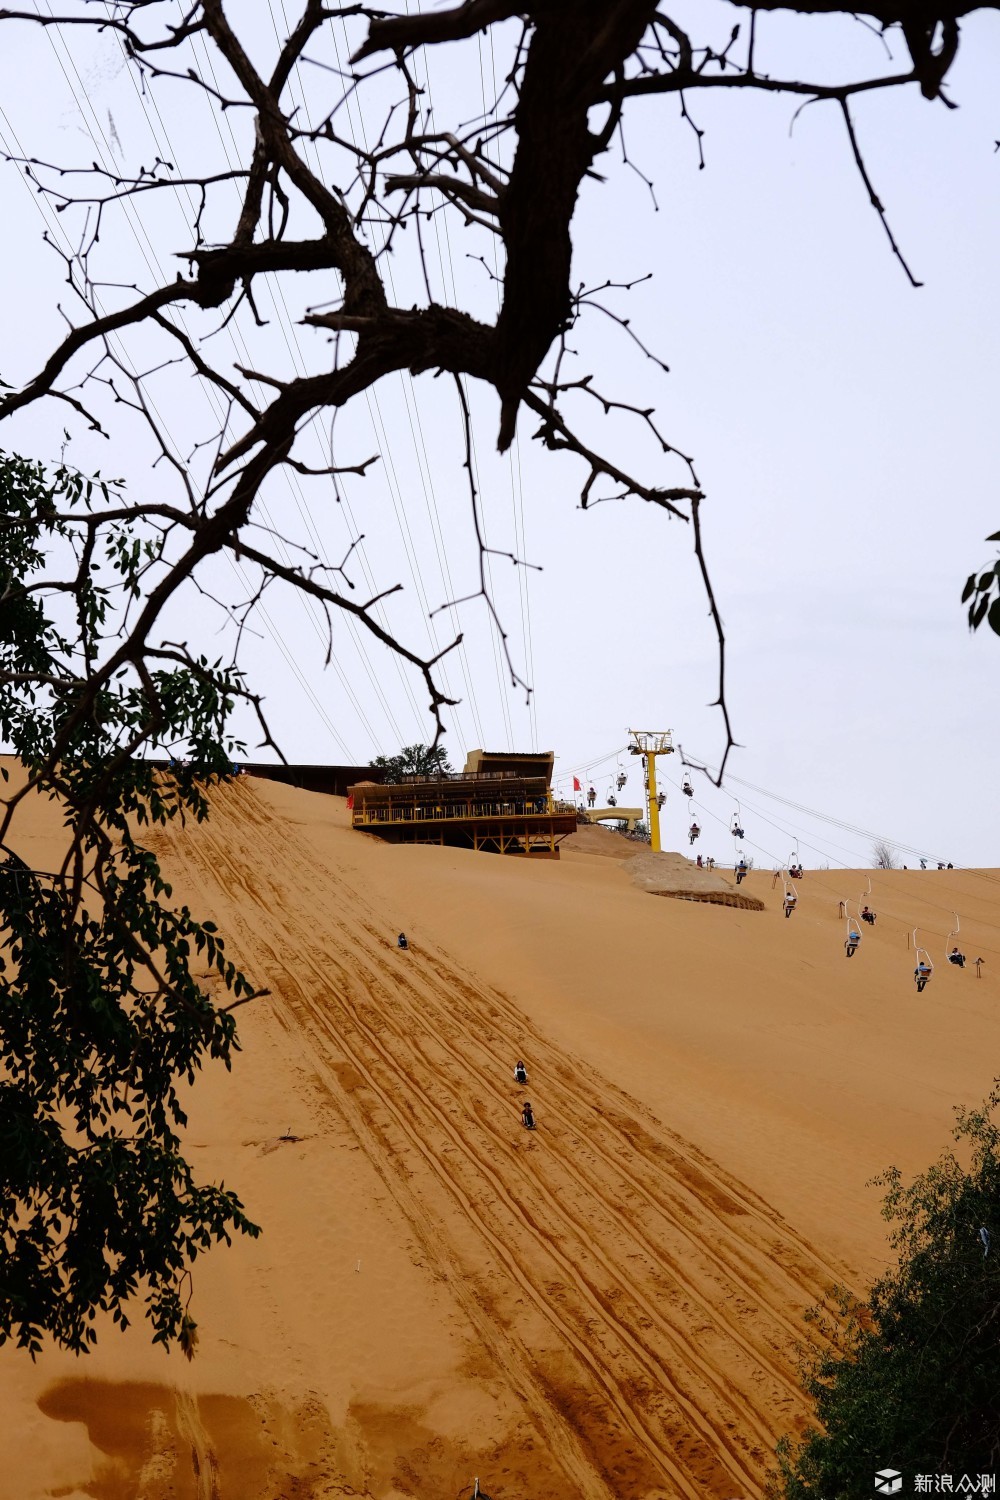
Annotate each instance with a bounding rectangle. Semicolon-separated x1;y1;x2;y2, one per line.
772;1084;1000;1496
0;451;262;1357
373;743;454;783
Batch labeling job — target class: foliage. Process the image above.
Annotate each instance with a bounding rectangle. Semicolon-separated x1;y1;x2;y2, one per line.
962;536;1000;638
0;451;263;1357
872;839;898;870
373;743;454;783
770;1085;1000;1496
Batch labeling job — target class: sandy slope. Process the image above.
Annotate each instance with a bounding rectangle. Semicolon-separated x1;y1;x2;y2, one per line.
1;774;997;1499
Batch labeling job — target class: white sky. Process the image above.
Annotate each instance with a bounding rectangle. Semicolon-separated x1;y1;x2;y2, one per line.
1;4;997;868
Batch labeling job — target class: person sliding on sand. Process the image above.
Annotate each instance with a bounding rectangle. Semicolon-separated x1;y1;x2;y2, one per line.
914;961;932;993
860;905;876;926
521;1102;536;1130
514;1060;527;1085
783;891;797;919
948;947;966;968
845;929;861;958
735;859;748;884
397;932;409;950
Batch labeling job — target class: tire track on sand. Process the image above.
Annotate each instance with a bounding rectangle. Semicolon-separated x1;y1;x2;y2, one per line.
158;803;663;1497
158;782;832;1497
173;817;726;1497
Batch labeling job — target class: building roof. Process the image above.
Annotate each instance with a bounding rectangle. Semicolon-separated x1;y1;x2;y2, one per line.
462;749;555;785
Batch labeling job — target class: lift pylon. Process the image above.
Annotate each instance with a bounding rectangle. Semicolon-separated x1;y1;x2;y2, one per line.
627;729;674;853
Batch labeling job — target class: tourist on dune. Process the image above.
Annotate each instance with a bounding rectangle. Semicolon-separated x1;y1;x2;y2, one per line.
397;932;409;950
521;1102;536;1130
514;1060;528;1085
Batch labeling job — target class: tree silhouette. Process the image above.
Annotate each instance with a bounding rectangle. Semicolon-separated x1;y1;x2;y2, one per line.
2;1;992;795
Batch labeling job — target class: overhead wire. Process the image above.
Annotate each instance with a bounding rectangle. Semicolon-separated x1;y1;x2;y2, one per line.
186;19;419;746
392;9;515;749
250;8;437;739
283;1;499;751
22;17;368;758
0;92;358;762
478;22;539;752
110;25;390;753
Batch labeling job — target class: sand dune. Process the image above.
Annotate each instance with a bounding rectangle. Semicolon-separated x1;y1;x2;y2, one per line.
2;774;997;1498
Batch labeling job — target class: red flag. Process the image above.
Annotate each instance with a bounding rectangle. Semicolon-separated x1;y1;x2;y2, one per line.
346;793;354;809
573;776;581;791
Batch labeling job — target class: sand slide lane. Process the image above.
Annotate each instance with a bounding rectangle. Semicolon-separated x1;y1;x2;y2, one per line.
149;780;842;1498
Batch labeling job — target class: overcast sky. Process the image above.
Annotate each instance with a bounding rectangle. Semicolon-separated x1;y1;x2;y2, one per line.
1;3;997;868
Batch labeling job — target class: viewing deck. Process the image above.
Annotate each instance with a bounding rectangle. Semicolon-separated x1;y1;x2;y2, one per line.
349;772;577;857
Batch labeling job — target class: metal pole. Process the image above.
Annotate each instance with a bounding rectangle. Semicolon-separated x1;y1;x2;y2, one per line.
647;753;661;853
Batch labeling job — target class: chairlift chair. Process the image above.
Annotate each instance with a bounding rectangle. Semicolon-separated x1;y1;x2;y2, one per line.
782;872;798;918
682;775;694;798
913;929;934;991
946;912;966;968
844;904;862;957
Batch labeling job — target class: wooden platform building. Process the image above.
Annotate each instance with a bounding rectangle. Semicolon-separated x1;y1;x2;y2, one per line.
348;749;578;857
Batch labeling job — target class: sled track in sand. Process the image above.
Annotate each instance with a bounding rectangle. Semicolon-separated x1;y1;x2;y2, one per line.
155;782;843;1499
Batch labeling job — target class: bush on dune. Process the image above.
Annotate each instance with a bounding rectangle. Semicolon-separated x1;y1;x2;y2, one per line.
771;1085;1000;1497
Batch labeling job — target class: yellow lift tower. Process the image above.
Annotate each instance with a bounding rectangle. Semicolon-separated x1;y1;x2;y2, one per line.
627;729;675;853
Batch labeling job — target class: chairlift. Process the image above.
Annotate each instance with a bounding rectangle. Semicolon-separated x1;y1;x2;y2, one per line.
688;804;701;843
682;775;694;798
946;912;966;968
913;929;934;992
616;764;628;792
782;871;798;918
844;903;862;958
730;802;745;840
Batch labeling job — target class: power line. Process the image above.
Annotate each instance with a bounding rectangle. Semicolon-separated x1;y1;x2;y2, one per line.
286;4;495;751
8;31;365;759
